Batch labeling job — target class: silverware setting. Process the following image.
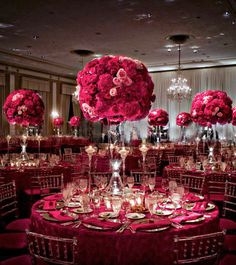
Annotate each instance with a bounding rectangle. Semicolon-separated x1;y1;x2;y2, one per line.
116;221;131;233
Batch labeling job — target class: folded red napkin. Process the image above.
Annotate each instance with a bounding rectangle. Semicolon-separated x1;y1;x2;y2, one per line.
185;193;203;202
49;211;74;221
130;219;171;232
43;200;57;210
192;201;207;212
83;217;122;230
171;212;203;224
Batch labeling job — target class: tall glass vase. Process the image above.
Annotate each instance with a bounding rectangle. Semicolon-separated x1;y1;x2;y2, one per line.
206;125;217;164
180;126;187;143
106;160;123;195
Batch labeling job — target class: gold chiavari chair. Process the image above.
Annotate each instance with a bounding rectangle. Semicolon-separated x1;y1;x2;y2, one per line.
0;180;30;232
180;174;205;195
173;231;225;265
26;230;78;265
207;173;229;201
38;173;64;197
130;171;156;186
90;172;112;189
168;155;180;165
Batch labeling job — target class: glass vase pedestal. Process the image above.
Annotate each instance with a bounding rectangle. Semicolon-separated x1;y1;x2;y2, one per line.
106;160;124;195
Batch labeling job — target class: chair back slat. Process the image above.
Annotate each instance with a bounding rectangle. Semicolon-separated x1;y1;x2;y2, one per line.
223;181;236;218
38;174;64;197
130;171;156;185
181;174;205;194
173;231;225;264
207;173;228;195
26;230;78;265
0;181;18;218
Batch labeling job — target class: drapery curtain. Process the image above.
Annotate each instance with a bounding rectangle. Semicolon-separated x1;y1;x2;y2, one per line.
124;66;236;142
60;94;71;133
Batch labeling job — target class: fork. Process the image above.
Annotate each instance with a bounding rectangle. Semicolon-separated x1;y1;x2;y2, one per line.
116;221;130;233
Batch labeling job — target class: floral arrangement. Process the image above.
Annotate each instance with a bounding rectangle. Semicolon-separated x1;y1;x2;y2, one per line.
3;89;45;127
69;116;80;127
191;90;232;126
232;107;236;126
148;109;169;126
176;112;192;127
53;117;64;128
76;55;155;123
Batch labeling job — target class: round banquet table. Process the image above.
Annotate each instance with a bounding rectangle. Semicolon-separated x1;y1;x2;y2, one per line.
30;195;220;265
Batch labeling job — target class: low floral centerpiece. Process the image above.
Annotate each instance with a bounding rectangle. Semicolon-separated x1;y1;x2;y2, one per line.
3;89;45;127
75;55;155;124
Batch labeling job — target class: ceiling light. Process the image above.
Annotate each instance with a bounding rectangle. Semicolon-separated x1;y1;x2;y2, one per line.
33;35;39;40
191;45;199;49
134;13;152;21
193;49;198;53
0;23;14;28
166;34;191;101
223;11;230;18
219;32;224;36
167;48;172;52
232;20;235;25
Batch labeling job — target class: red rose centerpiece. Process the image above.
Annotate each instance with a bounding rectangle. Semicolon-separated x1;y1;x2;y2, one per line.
148;109;169;143
3;89;45;127
69;116;80;137
191;90;232;126
176;112;192;127
232;107;236;126
176;112;192;143
53;117;64;136
76;55;155;123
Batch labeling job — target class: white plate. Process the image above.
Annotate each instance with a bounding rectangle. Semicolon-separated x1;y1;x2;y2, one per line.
99;212;118;219
155;210;174;216
165;204;181;210
67;202;81;208
125;213;145;220
185;216;205;223
72;208;93;214
206;203;215;211
138;226;170;233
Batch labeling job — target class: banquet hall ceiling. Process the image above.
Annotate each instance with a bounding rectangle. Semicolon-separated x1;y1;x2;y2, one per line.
0;0;236;76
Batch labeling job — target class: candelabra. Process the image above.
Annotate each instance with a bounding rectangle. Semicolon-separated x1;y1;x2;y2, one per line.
6;134;11;161
139;142;149;171
20;135;29;161
36;135;42;158
118;146;130;178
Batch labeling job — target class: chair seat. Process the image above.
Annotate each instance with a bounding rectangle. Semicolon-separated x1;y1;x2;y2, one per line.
24;188;50;195
220;218;236;231
219;254;236;265
224;234;236;252
0;255;32;265
0;233;27;250
5;218;31;232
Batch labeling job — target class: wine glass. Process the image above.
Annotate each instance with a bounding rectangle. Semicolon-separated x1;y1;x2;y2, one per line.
146;195;157;218
112;196;123;215
170;192;181;212
148;176;156;193
161;178;169;194
127;176;134;189
100;175;108;190
141;175;148;192
78;178;88;193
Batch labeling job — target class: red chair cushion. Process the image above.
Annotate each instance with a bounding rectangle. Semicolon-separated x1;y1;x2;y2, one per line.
5;218;31;232
0;233;27;250
219;254;236;265
24;188;41;195
220;218;236;231
0;255;32;265
224;234;236;252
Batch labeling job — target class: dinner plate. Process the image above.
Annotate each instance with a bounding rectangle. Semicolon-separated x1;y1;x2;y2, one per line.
66;202;81;208
138;226;170;233
155;210;174;216
99;212;118;219
184;216;205;223
41;212;78;222
83;223;112;230
72;208;93;214
165;204;181;210
206;203;215;211
125;213;145;220
184;203;215;211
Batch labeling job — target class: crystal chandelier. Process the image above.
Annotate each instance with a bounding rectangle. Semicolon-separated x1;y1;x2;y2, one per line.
167;35;191;101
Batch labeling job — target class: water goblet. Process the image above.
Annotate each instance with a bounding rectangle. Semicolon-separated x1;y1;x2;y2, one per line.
161;178;169;194
112;196;123;216
146;195;157;217
127;176;134;189
148;176;156;193
78;178;88;193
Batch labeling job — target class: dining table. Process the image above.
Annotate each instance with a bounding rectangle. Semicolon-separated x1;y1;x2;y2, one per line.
30;191;220;265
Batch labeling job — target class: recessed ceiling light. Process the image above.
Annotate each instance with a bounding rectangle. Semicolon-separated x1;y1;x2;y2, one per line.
191;45;200;49
0;34;5;38
134;13;152;21
165;44;175;48
219;32;224;36
206;36;212;39
193;49;198;53
0;23;14;28
223;11;230;18
232;20;235;25
33;35;39;40
167;48;172;52
93;53;103;58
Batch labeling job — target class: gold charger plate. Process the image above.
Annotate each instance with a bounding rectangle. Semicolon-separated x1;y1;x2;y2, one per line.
184;216;205;223
42;212;78;222
83;223;113;231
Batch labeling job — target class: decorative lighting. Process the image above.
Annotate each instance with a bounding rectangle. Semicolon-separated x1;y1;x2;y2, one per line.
166;34;192;101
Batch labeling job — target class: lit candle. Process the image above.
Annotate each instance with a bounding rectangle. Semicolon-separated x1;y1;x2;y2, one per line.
6;135;11;143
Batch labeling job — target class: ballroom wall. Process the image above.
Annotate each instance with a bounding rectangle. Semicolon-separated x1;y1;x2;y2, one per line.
0;63;236;141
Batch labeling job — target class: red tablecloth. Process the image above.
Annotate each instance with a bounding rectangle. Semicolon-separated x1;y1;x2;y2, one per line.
30;196;219;265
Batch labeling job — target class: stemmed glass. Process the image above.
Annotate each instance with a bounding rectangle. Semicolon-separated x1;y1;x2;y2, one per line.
141;175;148;192
161;178;169;194
100;176;108;190
78;178;88;193
148;176;156;193
127;176;134;189
112;196;123;216
146;195;157;218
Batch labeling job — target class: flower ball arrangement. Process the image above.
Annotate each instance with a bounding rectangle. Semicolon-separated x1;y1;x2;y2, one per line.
191;90;232;126
69;116;81;127
3;89;45;127
176;112;192;127
76;55;155;123
148;109;169;127
53;117;64;128
232;107;236;126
